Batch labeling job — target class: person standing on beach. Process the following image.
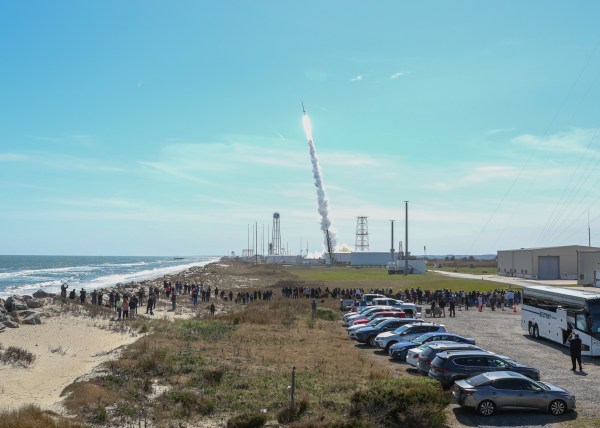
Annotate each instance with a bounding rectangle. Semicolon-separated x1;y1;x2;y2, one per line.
91;289;97;305
122;296;129;320
192;286;198;306
79;288;86;304
311;298;317;317
210;302;215;316
129;296;137;319
146;292;154;315
97;290;103;306
171;290;177;311
61;282;68;298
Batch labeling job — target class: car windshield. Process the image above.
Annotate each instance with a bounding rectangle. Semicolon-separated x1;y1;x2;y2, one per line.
465;374;491;387
367;319;385;327
393;325;411;334
532;380;551;391
413;334;434;344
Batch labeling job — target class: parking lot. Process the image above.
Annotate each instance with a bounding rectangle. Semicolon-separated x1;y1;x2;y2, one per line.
350;306;598;427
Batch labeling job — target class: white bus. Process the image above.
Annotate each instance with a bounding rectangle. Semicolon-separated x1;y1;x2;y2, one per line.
521;285;600;356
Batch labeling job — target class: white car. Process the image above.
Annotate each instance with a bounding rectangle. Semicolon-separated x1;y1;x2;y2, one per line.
406;341;455;367
374;323;446;351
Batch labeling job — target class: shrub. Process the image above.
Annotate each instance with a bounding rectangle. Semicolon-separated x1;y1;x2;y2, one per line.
226;412;268;428
0;405;84;428
277;398;309;424
349;378;449;428
0;346;36;368
315;308;339;321
161;389;215;418
176;319;235;341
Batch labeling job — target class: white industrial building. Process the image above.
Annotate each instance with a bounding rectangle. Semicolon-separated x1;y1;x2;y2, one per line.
497;245;600;280
576;249;600;287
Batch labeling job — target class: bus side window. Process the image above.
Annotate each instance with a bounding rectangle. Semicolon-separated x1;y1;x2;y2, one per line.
576;313;588;332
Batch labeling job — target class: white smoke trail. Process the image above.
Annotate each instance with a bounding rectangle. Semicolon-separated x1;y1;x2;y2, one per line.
302;114;337;249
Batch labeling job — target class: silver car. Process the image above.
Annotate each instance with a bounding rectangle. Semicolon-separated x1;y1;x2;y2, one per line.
453;371;576;416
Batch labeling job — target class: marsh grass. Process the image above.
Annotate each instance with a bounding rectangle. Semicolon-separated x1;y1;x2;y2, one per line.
0;405;84;428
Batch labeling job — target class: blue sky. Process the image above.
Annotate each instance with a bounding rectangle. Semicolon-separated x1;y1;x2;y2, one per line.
2;1;600;256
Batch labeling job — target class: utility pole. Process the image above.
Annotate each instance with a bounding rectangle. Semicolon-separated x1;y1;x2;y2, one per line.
255;221;258;264
404;201;409;276
390;220;395;262
588;210;591;247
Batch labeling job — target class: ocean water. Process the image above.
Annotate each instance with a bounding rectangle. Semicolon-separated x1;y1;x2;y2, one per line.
0;255;219;298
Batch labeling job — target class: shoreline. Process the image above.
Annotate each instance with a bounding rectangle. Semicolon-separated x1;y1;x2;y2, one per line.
0;259;228;412
0;256;221;299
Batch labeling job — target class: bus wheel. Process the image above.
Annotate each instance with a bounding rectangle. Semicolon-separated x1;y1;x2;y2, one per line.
533;325;539;339
528;323;535;337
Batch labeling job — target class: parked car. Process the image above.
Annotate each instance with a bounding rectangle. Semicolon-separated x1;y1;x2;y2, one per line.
416;342;483;374
351;311;406;326
371;298;404;307
347;317;391;336
345;306;396;326
343;306;393;324
353;318;424;345
453;371;575;416
390;332;476;361
374;323;446;351
429;350;540;388
361;293;386;304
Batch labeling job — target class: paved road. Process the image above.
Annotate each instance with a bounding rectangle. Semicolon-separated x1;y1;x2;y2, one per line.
430;270;579;289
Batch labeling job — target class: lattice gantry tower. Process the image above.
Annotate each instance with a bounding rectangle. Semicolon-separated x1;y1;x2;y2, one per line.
355;216;369;251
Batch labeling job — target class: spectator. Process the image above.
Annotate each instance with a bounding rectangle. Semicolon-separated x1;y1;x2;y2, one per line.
569;333;583;372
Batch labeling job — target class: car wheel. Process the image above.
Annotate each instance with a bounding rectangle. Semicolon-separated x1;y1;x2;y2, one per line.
549;399;566;416
385;341;396;352
477;400;496;416
368;336;376;347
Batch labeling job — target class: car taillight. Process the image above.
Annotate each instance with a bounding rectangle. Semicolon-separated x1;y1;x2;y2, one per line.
413;354;420;358
433;366;448;373
461;389;474;396
422;358;431;364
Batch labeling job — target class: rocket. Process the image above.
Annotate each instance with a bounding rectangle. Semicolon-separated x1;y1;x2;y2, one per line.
302;101;305;115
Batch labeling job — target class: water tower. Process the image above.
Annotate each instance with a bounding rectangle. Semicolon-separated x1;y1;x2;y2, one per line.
272;212;282;255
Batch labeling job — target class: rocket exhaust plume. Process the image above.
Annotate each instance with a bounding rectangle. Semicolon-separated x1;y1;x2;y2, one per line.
302;109;337;249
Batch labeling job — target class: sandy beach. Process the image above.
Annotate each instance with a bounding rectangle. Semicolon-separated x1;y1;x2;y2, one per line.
0;306;140;412
0;260;280;414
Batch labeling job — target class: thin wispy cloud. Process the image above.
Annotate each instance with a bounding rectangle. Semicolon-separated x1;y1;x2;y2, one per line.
0;151;122;172
486;128;515;136
390;71;410;79
351;74;363;81
49;197;139;209
512;128;600;154
0;153;28;161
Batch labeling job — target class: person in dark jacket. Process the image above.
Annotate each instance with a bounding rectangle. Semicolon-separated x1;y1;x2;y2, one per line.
569;333;583;371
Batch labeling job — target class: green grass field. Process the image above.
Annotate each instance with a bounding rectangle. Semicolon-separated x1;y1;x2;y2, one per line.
286;266;520;293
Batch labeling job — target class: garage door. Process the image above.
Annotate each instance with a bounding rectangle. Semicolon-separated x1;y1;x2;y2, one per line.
538;256;560;280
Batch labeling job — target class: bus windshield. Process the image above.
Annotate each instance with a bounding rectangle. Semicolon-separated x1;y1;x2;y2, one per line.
588;300;600;340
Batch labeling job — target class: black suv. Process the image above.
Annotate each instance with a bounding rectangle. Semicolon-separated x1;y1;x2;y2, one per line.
428;350;540;388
